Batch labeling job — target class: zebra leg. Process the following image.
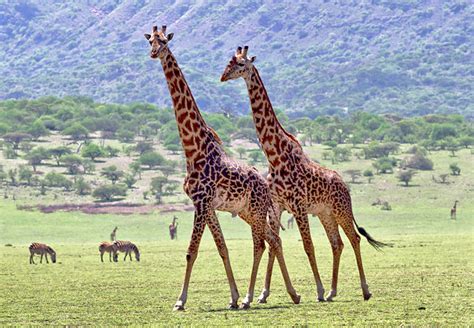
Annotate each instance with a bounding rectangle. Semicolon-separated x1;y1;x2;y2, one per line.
30;254;34;264
45;253;49;264
40;253;43;263
124;252;127;261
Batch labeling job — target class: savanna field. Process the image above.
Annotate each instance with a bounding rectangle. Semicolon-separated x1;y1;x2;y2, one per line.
1;145;472;326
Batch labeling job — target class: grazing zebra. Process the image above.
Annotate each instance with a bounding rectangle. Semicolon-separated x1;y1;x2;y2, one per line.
29;243;56;264
113;241;140;262
99;242;118;262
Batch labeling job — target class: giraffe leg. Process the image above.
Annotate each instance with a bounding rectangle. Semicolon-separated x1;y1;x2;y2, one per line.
174;209;207;311
206;212;240;309
265;225;301;304
241;226;265;309
320;214;344;301
295;214;326;301
340;219;372;300
257;205;282;304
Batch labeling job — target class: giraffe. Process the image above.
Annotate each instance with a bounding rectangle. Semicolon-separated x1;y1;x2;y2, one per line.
169;216;178;240
450;200;459;220
145;26;300;311
221;46;391;302
110;226;118;241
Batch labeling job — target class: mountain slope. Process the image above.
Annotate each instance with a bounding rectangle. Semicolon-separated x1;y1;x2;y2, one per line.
0;1;472;117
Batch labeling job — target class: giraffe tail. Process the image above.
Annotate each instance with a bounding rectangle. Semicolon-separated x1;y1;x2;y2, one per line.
353;220;393;251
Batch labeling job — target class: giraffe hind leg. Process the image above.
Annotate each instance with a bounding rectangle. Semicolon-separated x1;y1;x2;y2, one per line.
240;227;265;309
340;218;372;300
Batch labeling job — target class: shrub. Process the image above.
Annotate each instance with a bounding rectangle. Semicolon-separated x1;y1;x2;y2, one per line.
449;163;461;175
140;151;167;169
402;153;433;170
92;184;127;202
101;165;123;184
398;170;416;186
81;143;104;161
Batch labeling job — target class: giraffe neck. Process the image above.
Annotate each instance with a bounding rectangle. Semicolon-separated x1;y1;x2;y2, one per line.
244;67;303;168
159;48;222;165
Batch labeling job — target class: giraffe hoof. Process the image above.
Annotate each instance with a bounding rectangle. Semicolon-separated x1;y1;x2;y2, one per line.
173;304;185;311
239;302;251;310
292;294;301;304
364;292;372;301
257;297;267;304
227;303;239;310
317;297;326;302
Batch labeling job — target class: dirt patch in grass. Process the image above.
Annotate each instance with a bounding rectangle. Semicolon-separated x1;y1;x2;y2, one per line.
17;202;194;215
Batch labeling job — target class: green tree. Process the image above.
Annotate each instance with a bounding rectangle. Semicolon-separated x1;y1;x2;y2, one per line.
19;165;33;185
92;184;127;202
44;172;73;190
135;141;153;155
24;147;50;172
8;169;17;186
248;149;265;165
123;173;137;189
74;177;91;195
48;146;72;166
140;151;167;169
236;147;247;159
81;143;104;161
458;136;474;148
28;120;50;140
373;157;396;174
363;169;374;183
333;147;352;162
398;170;416;187
61;154;83;175
345;169;361;183
63;123;89;141
150;176;172;204
2;132;32;149
129;161;142;180
101;165;123;184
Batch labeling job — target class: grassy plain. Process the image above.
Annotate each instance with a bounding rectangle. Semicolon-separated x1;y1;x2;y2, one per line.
0;147;473;326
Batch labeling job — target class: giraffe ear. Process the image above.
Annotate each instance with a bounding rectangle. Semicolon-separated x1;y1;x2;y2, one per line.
144;34;151;40
250;56;256;62
167;33;174;41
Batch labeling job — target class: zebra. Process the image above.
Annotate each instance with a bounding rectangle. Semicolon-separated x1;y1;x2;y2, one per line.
99;241;118;262
113;241;140;262
29;243;56;264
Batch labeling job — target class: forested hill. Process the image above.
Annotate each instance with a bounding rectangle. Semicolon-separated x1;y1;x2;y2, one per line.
0;1;472;118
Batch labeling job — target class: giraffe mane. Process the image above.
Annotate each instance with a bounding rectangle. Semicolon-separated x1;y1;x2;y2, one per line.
208;127;223;145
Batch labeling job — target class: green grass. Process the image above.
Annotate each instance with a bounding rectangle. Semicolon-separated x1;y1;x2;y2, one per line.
1;146;473;326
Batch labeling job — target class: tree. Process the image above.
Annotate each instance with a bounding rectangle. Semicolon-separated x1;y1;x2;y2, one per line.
398;170;416;187
74;177;91;195
373;157;396;174
150;176;171;204
81;143;104;161
24;147;50;172
322;151;331;160
104;145;120;157
61;154;83;175
19;165;33;185
92;184;127;202
135;141;153;155
48;146;72;166
345;170;361;183
123;173;137;189
44;172;73;190
458;136;474;148
62;123;89;141
117;129;135;143
445;137;460;157
333;147;352;162
2;132;32;149
129;161;142;180
82;159;96;174
140;151;166;169
402;153;433;170
165;143;181;154
8;169;17;186
449;163;461;175
248;150;265;165
28;121;49;140
236;147;247;159
101;165;123;184
363;169;374;183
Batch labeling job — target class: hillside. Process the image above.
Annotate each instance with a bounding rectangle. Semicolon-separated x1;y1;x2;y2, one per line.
0;1;473;117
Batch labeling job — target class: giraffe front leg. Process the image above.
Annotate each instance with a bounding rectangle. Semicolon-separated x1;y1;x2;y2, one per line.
295;214;325;301
206;211;240;309
241;226;265;309
174;208;207;311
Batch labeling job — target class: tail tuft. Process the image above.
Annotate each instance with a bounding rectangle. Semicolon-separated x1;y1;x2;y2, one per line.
356;226;393;251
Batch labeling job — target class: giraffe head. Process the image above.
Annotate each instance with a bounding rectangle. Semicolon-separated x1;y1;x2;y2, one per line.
144;25;174;59
220;46;256;82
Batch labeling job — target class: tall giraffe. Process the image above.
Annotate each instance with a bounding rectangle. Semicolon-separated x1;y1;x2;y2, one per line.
145;26;300;311
221;46;391;302
450;200;459;219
